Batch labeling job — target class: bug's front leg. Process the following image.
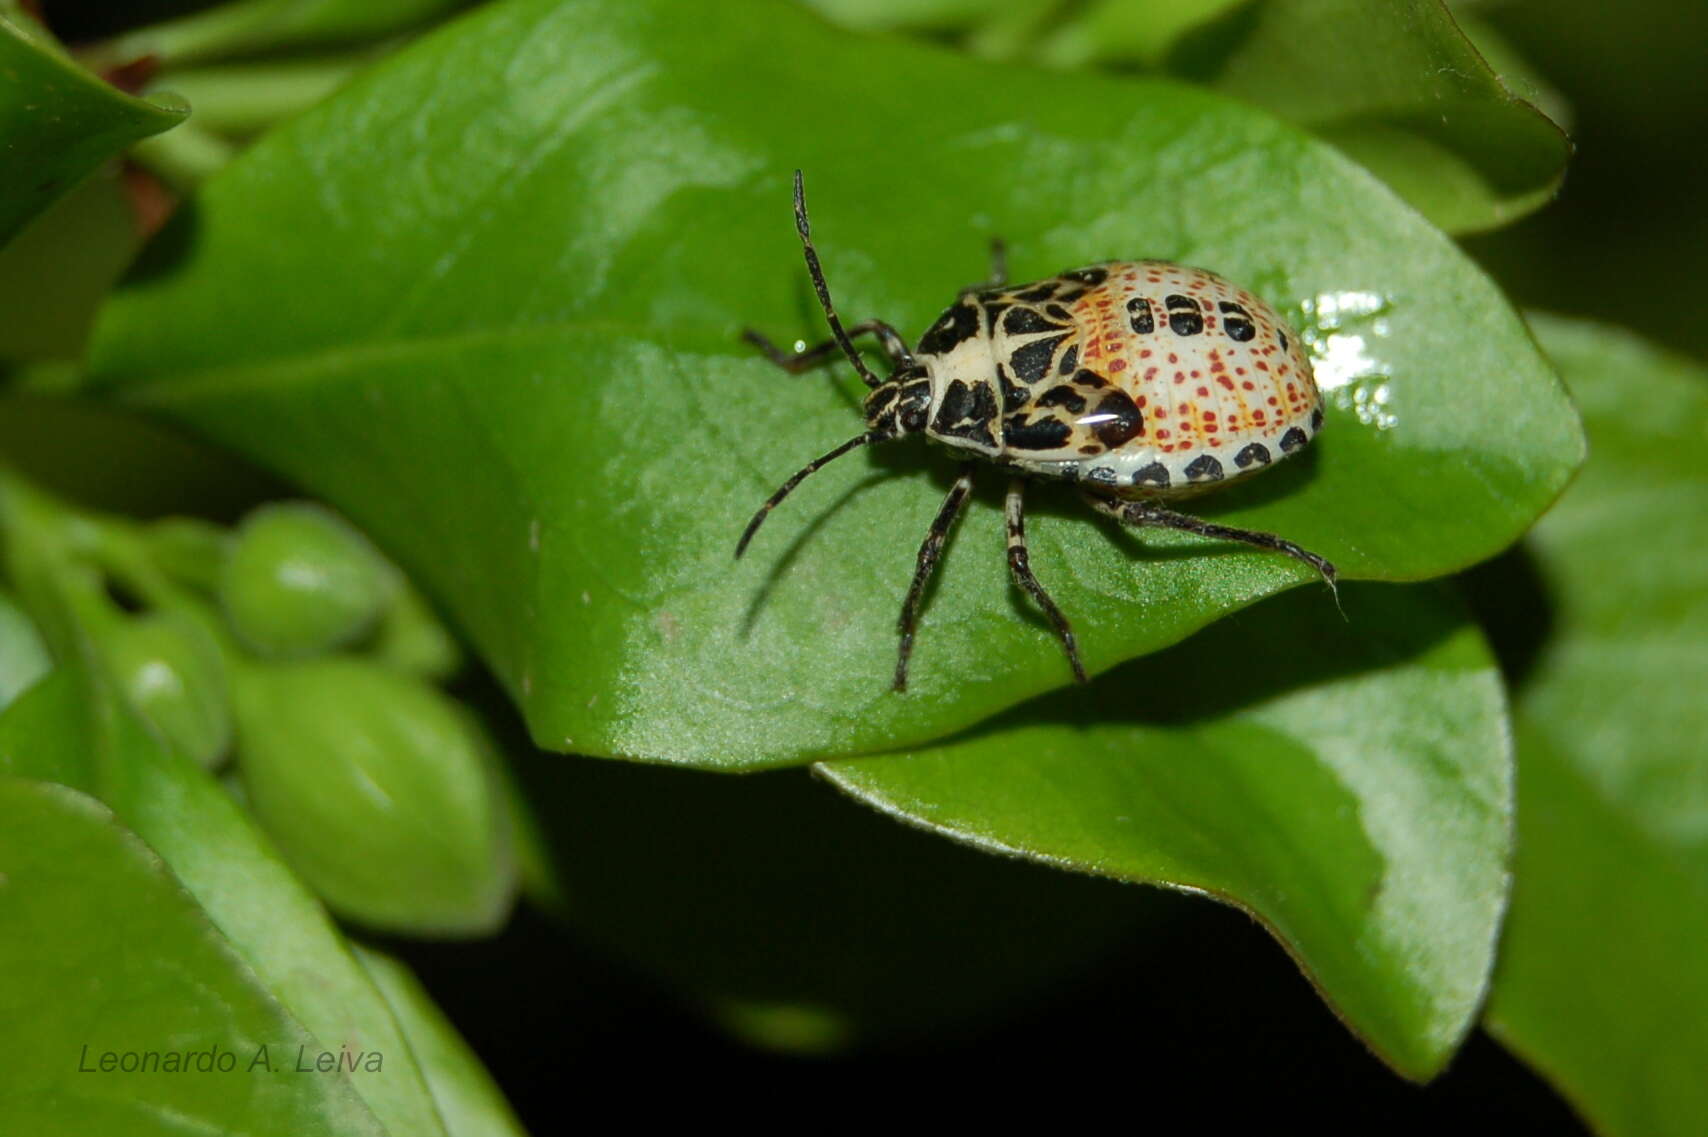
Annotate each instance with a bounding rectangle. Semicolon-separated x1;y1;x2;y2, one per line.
894;463;978;692
1082;492;1339;600
1006;479;1087;683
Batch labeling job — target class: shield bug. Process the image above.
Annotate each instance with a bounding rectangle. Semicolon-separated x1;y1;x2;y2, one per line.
738;172;1336;691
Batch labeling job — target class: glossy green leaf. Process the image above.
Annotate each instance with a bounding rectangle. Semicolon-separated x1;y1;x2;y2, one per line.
1476;315;1708;1137
88;0;1579;768
0;13;184;246
802;0;1571;234
0;775;385;1137
354;947;528;1137
821;581;1509;1078
0;664;454;1137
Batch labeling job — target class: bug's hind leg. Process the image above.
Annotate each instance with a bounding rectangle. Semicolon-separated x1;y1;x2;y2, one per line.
894;463;978;692
1006;479;1087;683
1083;494;1339;602
742;319;913;374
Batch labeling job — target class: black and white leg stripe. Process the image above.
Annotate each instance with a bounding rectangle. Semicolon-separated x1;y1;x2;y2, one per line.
894;463;978;692
1005;479;1087;683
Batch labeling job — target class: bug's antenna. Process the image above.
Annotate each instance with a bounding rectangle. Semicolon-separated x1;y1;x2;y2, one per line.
793;170;883;390
737;432;875;558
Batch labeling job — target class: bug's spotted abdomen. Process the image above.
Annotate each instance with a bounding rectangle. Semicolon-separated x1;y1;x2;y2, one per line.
927;260;1322;497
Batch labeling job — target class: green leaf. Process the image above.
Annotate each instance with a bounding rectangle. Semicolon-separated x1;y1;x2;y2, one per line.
1164;0;1570;234
0;170;141;362
87;0;1580;768
803;0;1571;234
0;664;456;1137
353;947;529;1137
821;581;1509;1079
1476;315;1708;1137
0;775;386;1136
0;587;50;710
0;14;184;246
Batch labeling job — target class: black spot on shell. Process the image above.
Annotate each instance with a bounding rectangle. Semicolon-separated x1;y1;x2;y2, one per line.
1234;443;1271;469
982;301;1012;335
1084;465;1119;486
1003;307;1059;335
1184;454;1224;482
1056;344;1079;375
997;363;1029;413
1218;301;1255;342
1280;426;1309;453
1044;303;1074;322
1132;462;1170;489
931;378;1000;444
1038;385;1087;414
917;300;979;356
1003;414;1073;451
1073;368;1109;389
1165;294;1204;336
1310;406;1323;431
1054;288;1087;304
1009;334;1066;384
1126;296;1154;335
1064;266;1108;286
1086;389;1143;447
1279;331;1290;352
1016;283;1057;302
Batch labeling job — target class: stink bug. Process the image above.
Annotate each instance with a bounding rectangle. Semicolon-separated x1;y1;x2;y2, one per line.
738;172;1336;691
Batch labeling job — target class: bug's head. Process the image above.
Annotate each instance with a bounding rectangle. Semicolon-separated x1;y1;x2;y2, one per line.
863;365;932;441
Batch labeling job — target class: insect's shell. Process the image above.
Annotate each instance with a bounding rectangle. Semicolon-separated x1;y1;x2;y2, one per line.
914;260;1322;497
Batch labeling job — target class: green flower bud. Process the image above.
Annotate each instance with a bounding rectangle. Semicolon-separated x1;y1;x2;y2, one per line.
100;609;232;769
220;502;388;658
143;517;230;593
370;576;461;681
231;658;513;935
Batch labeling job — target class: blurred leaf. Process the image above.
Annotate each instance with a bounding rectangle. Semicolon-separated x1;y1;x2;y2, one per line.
0;14;183;246
1173;0;1570;234
823;582;1509;1079
97;0;475;68
509;753;1151;1049
88;0;1579;768
804;0;1570;234
0;775;387;1137
0;170;140;362
0;655;453;1134
354;946;529;1137
0;587;50;710
1475;315;1708;1137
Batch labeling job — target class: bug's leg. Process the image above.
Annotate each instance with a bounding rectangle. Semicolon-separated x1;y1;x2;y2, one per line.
894;463;978;692
1006;479;1087;683
1083;493;1339;602
742;319;914;374
960;239;1009;297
